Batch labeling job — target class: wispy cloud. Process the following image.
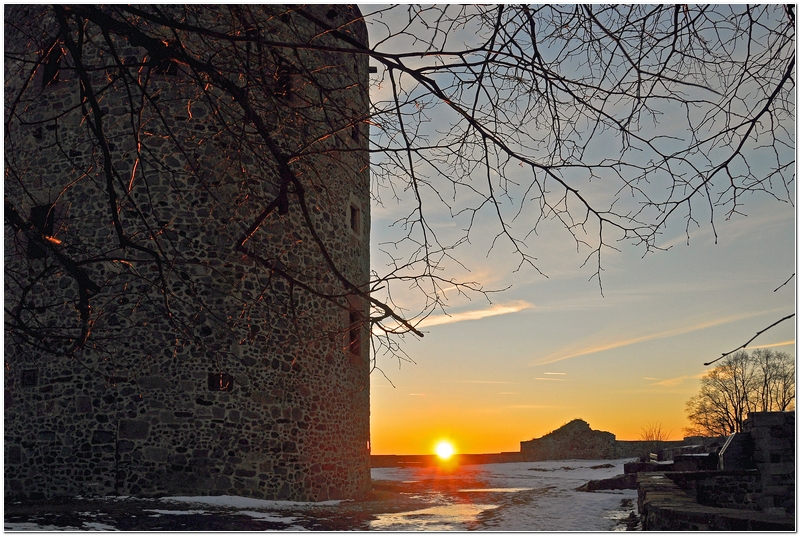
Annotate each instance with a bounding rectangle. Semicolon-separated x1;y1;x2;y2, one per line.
535;377;567;381
747;340;795;350
657;210;793;250
446;380;516;384
543;372;566;375
532;310;776;366
647;373;705;387
408;393;425;396
506;404;564;409
418;300;533;328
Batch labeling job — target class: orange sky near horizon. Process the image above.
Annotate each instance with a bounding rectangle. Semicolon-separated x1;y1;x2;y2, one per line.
361;5;796;460
370;336;796;456
369;358;704;455
368;189;794;456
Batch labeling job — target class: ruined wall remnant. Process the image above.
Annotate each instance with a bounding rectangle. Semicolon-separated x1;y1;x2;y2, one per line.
520;419;618;461
637;411;795;529
5;4;371;501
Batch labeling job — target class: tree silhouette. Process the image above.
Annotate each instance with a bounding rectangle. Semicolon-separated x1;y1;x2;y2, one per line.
686;349;795;437
5;4;795;378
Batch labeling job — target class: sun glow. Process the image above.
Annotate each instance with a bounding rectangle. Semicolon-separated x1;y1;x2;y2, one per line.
435;441;455;460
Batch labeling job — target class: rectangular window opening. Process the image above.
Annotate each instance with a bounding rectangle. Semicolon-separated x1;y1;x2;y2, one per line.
42;47;61;87
349;204;361;235
207;372;234;392
27;204;55;259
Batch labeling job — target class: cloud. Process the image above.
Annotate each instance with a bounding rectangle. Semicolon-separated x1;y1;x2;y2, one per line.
446;380;516;384
647;373;705;387
408;393;425;396
746;340;796;350
543;372;566;375
532;310;777;366
657;210;793;250
506;404;564;409
417;300;533;328
535;377;567;381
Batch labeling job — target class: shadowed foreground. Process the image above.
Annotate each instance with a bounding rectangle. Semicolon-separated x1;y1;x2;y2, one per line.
5;460;639;531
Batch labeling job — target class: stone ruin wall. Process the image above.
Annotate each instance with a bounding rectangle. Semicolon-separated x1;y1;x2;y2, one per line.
520;419;618;461
520;419;689;461
5;4;371;501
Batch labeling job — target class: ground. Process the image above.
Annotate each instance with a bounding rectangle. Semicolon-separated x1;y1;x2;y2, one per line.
5;460;641;531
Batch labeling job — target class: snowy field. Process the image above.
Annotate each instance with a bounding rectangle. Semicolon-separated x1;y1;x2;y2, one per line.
370;459;639;531
5;458;639;531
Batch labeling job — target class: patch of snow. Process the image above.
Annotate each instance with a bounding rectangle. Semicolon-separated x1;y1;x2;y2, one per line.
237;511;299;523
5;523;79;531
159;494;343;510
372;458;639;531
81;521;117;530
143;509;208;516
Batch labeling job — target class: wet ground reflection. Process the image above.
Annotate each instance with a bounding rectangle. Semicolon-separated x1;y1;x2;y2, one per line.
371;504;499;530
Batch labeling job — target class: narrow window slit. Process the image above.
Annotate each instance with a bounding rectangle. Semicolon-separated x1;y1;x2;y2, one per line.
42;47;61;87
27;204;55;259
208;372;234;392
349;204;361;235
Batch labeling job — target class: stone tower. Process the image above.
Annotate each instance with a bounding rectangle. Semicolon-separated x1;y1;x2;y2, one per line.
5;5;371;500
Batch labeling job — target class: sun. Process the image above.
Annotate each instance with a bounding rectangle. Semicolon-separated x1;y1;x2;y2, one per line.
435;440;455;460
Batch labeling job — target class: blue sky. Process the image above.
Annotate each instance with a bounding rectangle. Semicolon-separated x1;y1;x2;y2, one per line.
361;5;795;454
369;176;794;453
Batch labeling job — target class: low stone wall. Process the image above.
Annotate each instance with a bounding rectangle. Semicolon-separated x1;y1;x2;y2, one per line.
637;472;793;531
371;452;525;468
697;473;762;510
614;440;685;459
666;470;762;510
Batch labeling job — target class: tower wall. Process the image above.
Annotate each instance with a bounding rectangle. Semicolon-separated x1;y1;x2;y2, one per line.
5;5;371;500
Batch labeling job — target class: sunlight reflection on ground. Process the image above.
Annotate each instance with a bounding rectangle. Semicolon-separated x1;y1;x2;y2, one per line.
370;504;499;530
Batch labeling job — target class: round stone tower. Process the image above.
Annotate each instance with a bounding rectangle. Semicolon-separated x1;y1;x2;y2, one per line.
5;5;371;500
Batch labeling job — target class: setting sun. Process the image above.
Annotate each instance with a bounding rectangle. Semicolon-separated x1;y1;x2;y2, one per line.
435;441;455;460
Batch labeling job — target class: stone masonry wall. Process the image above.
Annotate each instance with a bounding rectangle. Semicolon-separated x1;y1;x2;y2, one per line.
695;472;763;510
5;5;371;501
744;411;795;514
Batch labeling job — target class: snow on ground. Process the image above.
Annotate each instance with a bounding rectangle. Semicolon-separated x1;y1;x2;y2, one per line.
5;523;75;531
370;458;639;531
159;494;343;509
5;458;638;531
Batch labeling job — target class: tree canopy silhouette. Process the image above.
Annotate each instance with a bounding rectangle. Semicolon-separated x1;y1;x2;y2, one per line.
686;349;795;437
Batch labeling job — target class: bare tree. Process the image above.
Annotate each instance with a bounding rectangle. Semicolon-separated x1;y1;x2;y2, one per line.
5;4;795;375
640;421;671;443
639;421;672;457
685;350;795;437
753;348;796;412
